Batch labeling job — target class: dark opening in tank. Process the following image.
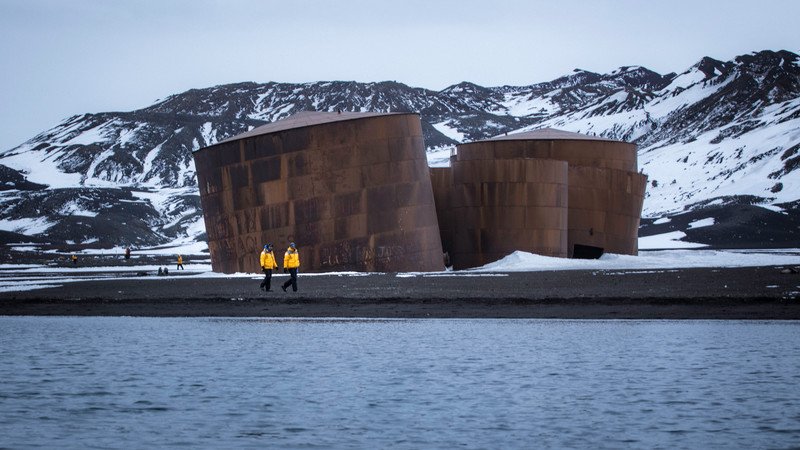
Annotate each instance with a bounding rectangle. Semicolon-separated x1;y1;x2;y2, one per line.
572;244;604;259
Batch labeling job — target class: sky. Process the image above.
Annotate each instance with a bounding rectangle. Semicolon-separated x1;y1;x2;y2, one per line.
1;0;798;151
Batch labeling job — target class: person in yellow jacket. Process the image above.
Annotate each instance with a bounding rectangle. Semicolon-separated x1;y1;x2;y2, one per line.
259;243;278;291
177;254;184;270
281;242;300;292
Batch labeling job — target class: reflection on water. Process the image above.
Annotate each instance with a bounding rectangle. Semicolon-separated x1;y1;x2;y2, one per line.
1;317;799;449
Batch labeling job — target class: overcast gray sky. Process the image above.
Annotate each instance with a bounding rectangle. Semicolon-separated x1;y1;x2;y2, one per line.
1;0;798;150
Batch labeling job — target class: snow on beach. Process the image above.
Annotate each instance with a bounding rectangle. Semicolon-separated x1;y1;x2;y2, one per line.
1;249;798;294
470;249;800;273
0;263;212;293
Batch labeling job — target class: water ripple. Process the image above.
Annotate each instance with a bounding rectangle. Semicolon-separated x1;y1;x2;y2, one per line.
0;317;799;449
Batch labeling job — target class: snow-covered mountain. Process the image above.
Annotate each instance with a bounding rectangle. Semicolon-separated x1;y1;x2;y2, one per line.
0;49;798;252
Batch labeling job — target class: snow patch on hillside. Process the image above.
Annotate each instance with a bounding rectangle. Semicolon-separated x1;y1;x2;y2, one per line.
638;231;708;249
500;92;558;116
432;122;465;142
0;217;54;235
640;106;800;215
688;218;715;229
62;122;111;146
647;74;730;119
0;146;82;188
118;122;147;147
201;122;217;146
59;201;98;218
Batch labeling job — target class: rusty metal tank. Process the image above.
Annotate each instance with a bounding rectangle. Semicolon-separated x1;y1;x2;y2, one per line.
432;152;570;270
193;111;444;273
432;128;646;269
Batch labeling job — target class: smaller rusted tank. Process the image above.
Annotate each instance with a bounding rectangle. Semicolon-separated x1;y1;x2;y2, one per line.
431;128;646;269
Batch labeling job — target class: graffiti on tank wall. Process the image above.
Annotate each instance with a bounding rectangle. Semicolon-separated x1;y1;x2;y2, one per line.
320;241;407;268
365;245;406;264
208;216;234;241
236;234;259;259
320;241;355;267
237;209;259;235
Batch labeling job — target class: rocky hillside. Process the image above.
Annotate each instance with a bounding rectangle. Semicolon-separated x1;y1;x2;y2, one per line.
0;49;797;252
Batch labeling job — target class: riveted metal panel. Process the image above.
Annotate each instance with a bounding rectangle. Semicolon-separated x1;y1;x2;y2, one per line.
280;128;312;154
366;184;398;213
567;165;646;256
355;138;390;168
251;156;282;184
388;136;422;162
293;196;333;224
367;209;400;235
321;145;356;172
244;134;281;161
334;214;368;241
458;138;638;173
526;182;568;207
259;202;290;230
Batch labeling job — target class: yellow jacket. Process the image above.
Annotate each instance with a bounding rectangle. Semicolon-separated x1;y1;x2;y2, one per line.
260;250;277;269
283;247;300;269
177;255;183;264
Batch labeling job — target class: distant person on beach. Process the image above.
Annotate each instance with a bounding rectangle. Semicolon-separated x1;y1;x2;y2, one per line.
177;255;184;270
260;243;277;291
281;242;300;292
71;254;77;266
125;247;131;260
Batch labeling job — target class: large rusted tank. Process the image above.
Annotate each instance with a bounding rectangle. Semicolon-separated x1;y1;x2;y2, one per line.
193;111;444;273
432;128;646;269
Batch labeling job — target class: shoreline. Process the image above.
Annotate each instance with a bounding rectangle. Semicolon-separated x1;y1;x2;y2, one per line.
2;297;799;320
1;266;798;319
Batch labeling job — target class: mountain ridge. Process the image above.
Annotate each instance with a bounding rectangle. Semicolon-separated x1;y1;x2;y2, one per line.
0;49;798;251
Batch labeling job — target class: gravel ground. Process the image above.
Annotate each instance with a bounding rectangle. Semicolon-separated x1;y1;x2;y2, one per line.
1;266;799;319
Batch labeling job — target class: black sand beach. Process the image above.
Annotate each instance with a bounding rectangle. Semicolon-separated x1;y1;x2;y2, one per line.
1;266;799;319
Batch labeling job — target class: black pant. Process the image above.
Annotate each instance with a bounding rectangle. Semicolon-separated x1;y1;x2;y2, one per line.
260;268;272;290
282;268;298;292
177;263;184;270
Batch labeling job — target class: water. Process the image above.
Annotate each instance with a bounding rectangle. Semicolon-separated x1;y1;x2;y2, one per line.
1;318;799;449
